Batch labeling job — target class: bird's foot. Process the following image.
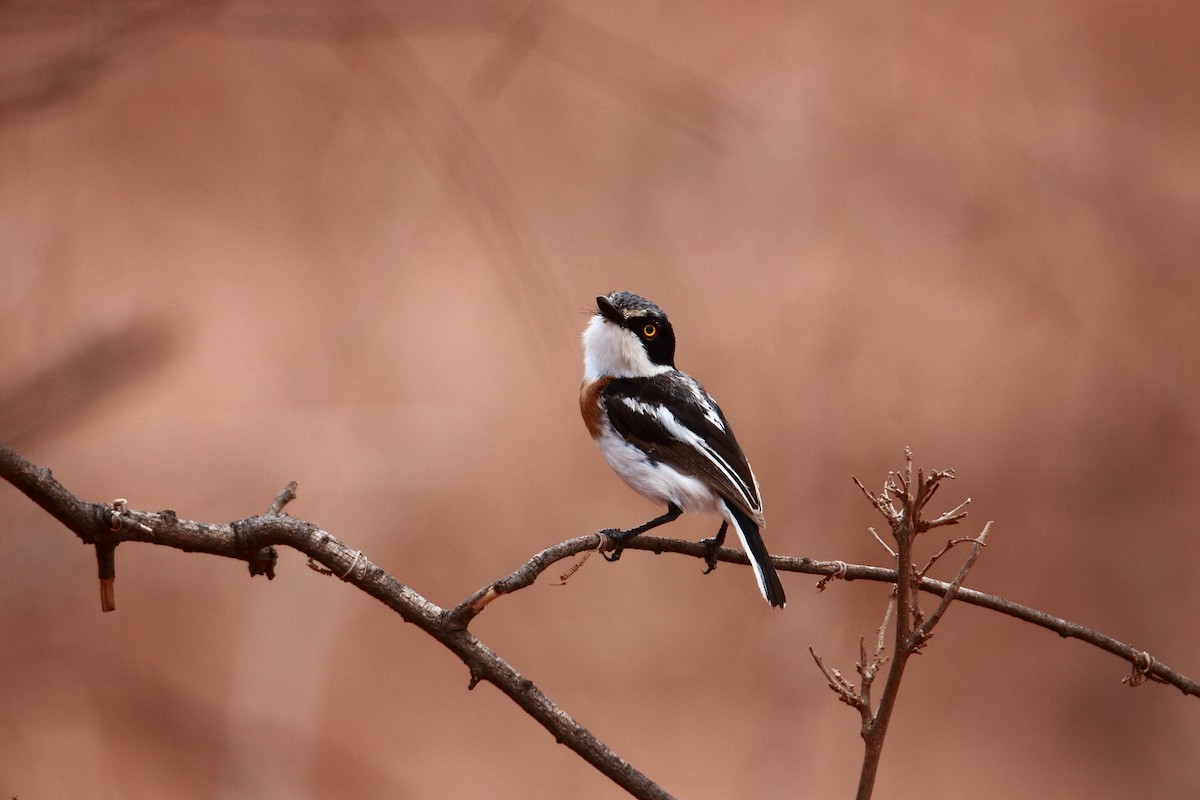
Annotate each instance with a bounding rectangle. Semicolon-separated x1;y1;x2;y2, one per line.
699;522;728;574
600;528;636;562
698;537;722;574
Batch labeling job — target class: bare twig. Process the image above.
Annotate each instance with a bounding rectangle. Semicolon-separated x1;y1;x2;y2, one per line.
852;475;885;515
809;647;863;710
868;527;896;558
858;595;895;715
812;592;896;731
923;497;971;531
446;534;609;627
916;523;991;639
265;481;299;516
917;534;985;578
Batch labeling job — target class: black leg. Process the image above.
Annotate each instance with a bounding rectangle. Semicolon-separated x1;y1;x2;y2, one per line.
699;521;728;574
601;503;683;562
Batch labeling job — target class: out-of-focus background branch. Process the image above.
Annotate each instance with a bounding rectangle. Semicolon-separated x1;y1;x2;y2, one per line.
2;1;1198;798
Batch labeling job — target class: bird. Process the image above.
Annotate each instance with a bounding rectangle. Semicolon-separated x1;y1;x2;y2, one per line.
579;291;786;608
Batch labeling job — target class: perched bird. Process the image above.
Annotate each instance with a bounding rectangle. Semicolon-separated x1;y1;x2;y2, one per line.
579;291;786;608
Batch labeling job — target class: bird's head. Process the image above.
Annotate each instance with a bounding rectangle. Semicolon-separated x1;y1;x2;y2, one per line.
582;291;677;380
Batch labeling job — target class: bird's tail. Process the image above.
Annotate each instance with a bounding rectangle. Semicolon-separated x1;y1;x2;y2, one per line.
723;501;786;608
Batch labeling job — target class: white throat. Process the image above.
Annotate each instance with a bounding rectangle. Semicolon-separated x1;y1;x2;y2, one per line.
582;315;672;380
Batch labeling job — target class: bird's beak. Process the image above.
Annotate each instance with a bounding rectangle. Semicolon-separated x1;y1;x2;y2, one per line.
596;295;623;324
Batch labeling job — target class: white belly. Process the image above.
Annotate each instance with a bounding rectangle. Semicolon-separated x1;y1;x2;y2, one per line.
596;428;722;515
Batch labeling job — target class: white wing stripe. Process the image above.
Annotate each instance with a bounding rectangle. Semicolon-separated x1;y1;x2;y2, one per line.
682;377;726;431
618;397;757;512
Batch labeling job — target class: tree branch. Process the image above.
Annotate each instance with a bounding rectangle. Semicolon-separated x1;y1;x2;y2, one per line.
2;442;1196;800
5;441;1192;697
0;444;675;800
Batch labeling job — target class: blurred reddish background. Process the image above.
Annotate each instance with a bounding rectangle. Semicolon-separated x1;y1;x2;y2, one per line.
2;2;1198;798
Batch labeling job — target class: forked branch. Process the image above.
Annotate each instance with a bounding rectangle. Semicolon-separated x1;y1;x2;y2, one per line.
825;453;995;799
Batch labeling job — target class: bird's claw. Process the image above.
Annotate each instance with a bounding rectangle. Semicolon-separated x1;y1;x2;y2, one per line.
699;535;722;574
600;528;630;562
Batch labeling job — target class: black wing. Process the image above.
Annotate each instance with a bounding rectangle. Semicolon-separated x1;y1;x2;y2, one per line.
601;372;763;521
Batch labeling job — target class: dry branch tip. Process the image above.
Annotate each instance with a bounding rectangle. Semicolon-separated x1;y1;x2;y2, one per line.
266;481;299;516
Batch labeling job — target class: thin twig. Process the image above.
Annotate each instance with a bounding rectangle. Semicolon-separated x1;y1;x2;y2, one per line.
265;481;299;516
446;534;608;627
922;497;971;531
809;647;863;710
917;523;991;639
868;527;897;558
917;534;983;578
857;594;895;718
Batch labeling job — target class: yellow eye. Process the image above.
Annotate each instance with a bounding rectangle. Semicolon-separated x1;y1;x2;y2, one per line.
642;324;658;338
